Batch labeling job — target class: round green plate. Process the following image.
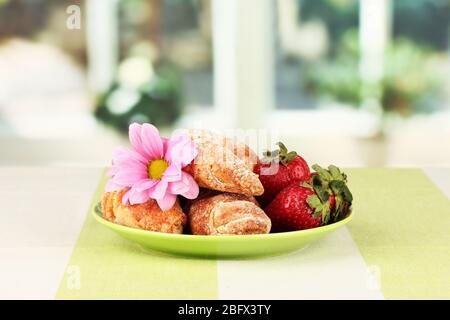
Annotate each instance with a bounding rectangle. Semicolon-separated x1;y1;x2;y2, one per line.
93;208;353;259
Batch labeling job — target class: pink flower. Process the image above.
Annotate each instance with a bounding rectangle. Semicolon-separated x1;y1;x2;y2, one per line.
105;123;199;211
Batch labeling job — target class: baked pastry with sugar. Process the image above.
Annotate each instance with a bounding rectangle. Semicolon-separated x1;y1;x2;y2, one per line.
185;129;264;196
101;189;186;234
188;193;271;235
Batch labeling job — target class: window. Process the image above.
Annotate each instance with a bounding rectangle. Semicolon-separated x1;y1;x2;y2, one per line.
89;0;214;132
387;0;450;115
118;0;213;109
275;0;359;110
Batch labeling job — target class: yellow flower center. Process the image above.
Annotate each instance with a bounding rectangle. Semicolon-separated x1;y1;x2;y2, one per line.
148;159;169;180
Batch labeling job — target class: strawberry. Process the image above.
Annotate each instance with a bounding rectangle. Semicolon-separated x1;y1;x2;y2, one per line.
254;142;311;207
329;194;336;211
307;164;353;223
265;164;352;232
265;185;321;232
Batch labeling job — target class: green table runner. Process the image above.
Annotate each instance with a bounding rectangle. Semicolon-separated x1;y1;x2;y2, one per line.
56;173;218;299
56;169;450;299
346;169;450;299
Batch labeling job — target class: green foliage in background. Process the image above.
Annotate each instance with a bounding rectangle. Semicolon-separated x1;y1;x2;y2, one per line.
393;0;450;51
303;30;361;107
300;0;359;54
95;60;182;133
299;0;450;115
300;0;450;53
303;29;447;115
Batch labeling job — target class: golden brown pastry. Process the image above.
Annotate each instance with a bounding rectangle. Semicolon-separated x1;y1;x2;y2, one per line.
185;129;263;196
188;193;271;235
101;189;186;234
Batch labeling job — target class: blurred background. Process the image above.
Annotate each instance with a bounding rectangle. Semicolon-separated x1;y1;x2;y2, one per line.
0;0;449;167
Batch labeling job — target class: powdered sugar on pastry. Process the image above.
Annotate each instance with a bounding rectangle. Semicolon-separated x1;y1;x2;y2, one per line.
101;189;187;234
184;129;264;196
188;193;271;235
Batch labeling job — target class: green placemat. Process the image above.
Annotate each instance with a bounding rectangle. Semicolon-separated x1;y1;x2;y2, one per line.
56;172;218;299
56;168;450;299
346;168;450;299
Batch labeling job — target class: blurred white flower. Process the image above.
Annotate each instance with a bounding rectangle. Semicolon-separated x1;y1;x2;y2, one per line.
106;87;140;115
118;56;155;89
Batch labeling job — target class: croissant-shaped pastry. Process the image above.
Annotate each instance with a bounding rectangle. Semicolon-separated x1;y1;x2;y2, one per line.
185;129;264;196
101;189;186;234
188;193;271;235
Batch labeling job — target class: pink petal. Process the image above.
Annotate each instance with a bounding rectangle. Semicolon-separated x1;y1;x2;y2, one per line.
168;180;189;195
133;179;158;192
179;172;199;199
162;164;182;182
107;165;120;177
165;132;198;167
148;179;168;200
162;137;169;155
126;149;149;165
129;123;148;158
140;123;164;159
156;193;177;211
128;187;151;205
180;144;198;166
167;170;191;194
121;188;131;205
113;170;147;186
112;148;148;167
164;132;183;161
112;158;147;172
112;146;129;160
168;171;199;199
105;179;122;192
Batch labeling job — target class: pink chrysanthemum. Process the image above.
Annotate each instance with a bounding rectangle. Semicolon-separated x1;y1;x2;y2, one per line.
105;123;199;211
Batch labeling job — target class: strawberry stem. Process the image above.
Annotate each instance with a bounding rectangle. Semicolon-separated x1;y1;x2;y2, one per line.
305;164;353;225
262;142;297;166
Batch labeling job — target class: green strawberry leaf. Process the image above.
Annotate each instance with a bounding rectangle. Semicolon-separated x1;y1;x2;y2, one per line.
267;142;298;166
330;180;353;203
330;180;344;194
276;142;288;154
286;151;297;162
341;184;353;202
307;164;353;225
328;165;344;180
321;202;331;224
312;208;323;218
312;164;333;182
307;195;322;209
302;181;312;189
333;196;344;222
312;175;330;203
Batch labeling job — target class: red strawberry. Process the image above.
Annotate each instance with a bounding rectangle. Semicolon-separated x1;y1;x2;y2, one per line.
329;194;336;211
254;161;290;207
265;164;353;232
265;185;321;232
309;164;353;222
254;142;311;207
288;156;311;181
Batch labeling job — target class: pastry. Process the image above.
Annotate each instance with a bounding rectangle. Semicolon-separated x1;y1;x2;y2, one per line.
185;129;264;196
101;189;186;234
188;193;271;235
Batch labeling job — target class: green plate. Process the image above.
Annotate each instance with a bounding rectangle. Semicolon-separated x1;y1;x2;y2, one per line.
93;207;353;259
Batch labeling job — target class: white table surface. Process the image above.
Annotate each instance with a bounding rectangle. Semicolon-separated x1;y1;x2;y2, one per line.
0;166;449;300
